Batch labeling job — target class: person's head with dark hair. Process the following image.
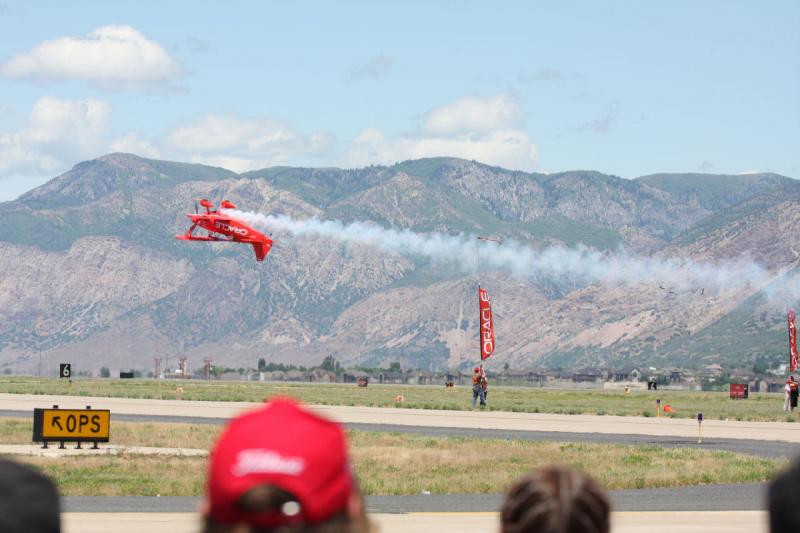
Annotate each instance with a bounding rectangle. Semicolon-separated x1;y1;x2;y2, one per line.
0;458;61;533
202;397;371;533
500;465;610;533
769;458;800;532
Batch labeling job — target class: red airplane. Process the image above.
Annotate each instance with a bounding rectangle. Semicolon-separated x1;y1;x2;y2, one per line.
176;199;273;262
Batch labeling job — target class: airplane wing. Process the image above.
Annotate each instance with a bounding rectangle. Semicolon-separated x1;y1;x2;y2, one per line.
252;241;273;262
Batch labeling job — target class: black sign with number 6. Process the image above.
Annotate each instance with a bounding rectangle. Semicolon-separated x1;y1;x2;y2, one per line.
59;363;71;379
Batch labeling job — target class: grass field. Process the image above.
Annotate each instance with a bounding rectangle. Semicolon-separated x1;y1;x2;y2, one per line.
0;376;793;422
0;418;783;496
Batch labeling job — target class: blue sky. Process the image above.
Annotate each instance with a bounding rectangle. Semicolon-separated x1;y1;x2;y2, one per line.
0;0;797;200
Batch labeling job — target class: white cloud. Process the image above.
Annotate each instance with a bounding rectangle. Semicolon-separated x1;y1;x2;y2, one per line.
0;102;338;198
424;94;520;135
0;93;537;202
347;94;537;171
166;114;335;172
0;25;182;89
109;132;161;159
25;97;110;147
0;97;110;178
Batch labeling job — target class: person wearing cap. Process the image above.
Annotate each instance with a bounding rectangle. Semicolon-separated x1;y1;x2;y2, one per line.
202;397;372;533
0;458;61;533
471;366;483;408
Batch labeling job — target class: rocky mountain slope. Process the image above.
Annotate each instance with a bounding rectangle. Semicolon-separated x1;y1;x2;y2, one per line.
0;153;796;374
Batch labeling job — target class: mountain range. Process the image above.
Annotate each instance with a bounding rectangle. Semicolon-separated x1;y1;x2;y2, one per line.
1;153;798;375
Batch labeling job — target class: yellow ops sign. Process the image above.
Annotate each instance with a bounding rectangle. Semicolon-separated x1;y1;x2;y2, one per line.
33;407;110;445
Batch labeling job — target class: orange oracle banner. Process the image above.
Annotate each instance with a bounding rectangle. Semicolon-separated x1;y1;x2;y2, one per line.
479;286;495;360
790;309;798;372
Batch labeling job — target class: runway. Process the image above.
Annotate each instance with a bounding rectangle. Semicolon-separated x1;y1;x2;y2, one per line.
3;393;800;443
0;393;792;532
4;409;794;459
62;511;768;533
61;482;767;513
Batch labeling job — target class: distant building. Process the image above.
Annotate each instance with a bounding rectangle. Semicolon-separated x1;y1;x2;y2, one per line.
613;366;642;382
572;369;603;383
342;370;370;383
308;369;337;383
377;371;405;384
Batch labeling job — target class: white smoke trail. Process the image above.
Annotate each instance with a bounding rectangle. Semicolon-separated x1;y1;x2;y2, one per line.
226;209;800;298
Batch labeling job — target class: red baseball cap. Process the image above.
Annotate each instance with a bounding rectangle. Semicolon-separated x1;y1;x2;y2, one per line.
206;397;353;527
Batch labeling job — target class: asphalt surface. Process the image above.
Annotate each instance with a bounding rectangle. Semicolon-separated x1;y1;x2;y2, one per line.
4;409;797;459
61;483;768;513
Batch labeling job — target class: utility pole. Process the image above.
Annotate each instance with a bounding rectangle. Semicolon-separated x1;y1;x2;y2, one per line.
154;358;162;380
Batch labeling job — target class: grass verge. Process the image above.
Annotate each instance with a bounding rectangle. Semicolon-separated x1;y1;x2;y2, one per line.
0;376;794;422
0;418;783;496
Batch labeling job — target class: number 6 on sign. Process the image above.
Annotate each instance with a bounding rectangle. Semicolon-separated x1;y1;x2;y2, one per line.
59;363;71;379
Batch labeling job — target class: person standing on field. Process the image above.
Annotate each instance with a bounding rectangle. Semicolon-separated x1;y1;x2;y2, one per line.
789;376;799;412
471;366;482;408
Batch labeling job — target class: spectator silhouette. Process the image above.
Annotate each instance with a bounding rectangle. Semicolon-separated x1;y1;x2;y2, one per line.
769;458;800;532
202;397;372;533
0;458;61;533
500;465;610;533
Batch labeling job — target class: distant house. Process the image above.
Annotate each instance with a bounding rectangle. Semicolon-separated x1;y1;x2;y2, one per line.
308;369;337;383
668;369;688;383
767;381;785;393
498;369;557;384
613;366;642;382
285;370;307;382
553;369;574;382
342;370;370;383
499;369;532;383
699;365;724;382
730;368;755;383
572;369;603;383
377;371;405;384
414;370;436;385
750;378;771;393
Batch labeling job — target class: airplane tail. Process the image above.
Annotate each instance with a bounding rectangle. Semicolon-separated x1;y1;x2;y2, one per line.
252;241;272;262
